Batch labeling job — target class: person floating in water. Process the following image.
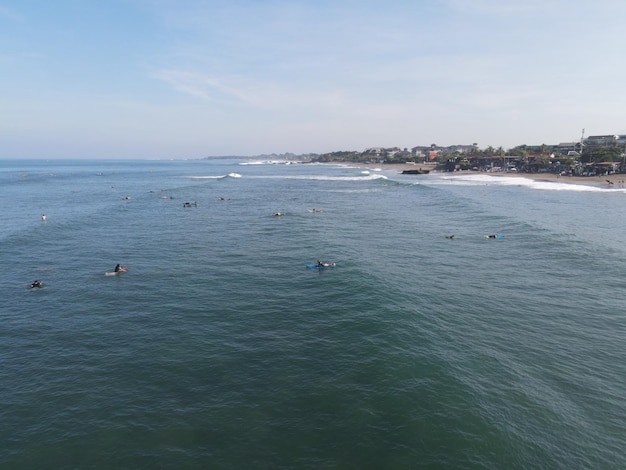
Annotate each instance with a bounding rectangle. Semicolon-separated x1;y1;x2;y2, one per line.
114;264;121;273
30;280;43;288
41;214;46;221
446;235;455;239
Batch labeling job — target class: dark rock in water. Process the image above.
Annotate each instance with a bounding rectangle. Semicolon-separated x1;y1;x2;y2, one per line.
401;169;430;175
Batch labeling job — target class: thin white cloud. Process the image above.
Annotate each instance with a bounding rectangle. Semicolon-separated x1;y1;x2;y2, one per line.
151;69;248;102
151;66;350;114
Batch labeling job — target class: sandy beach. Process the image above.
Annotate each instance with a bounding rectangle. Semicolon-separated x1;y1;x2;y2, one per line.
480;171;625;187
330;161;625;188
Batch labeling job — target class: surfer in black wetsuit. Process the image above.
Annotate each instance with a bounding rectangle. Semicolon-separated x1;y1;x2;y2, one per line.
31;280;43;288
114;264;121;273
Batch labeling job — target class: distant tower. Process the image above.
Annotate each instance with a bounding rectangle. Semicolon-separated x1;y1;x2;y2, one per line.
580;128;585;147
579;128;586;161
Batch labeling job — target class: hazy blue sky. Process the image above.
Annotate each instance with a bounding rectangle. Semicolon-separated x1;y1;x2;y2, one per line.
1;0;625;158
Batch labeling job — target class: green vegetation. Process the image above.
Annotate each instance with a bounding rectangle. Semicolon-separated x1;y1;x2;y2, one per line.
310;141;626;175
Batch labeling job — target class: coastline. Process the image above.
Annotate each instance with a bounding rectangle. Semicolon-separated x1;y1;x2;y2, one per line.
326;161;624;188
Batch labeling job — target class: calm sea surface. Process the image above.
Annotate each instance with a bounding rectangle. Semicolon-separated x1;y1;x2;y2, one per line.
1;159;625;469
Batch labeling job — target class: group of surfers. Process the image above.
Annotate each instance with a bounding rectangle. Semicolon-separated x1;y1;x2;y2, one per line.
445;234;503;239
31;229;505;287
31;263;124;288
273;208;323;217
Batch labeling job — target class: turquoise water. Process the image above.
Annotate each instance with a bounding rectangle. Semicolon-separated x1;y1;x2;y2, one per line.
2;159;625;468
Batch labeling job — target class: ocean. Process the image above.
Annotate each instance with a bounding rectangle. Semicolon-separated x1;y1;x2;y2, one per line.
1;158;625;469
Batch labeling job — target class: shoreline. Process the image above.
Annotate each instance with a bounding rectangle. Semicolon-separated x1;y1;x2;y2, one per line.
326;161;625;188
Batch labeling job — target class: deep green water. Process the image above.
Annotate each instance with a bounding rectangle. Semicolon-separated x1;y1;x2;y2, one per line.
1;159;625;468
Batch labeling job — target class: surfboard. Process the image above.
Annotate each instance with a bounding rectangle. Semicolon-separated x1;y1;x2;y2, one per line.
105;267;128;276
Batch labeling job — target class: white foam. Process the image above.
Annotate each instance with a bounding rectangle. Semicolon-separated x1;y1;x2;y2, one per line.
239;160;301;166
437;174;618;192
249;174;387;182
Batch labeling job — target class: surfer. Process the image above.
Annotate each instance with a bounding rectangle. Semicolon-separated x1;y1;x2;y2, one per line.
446;235;456;239
316;260;330;267
41;214;46;221
114;264;121;273
485;234;501;239
30;280;43;288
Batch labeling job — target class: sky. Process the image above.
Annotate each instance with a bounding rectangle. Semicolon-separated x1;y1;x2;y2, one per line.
1;0;626;159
